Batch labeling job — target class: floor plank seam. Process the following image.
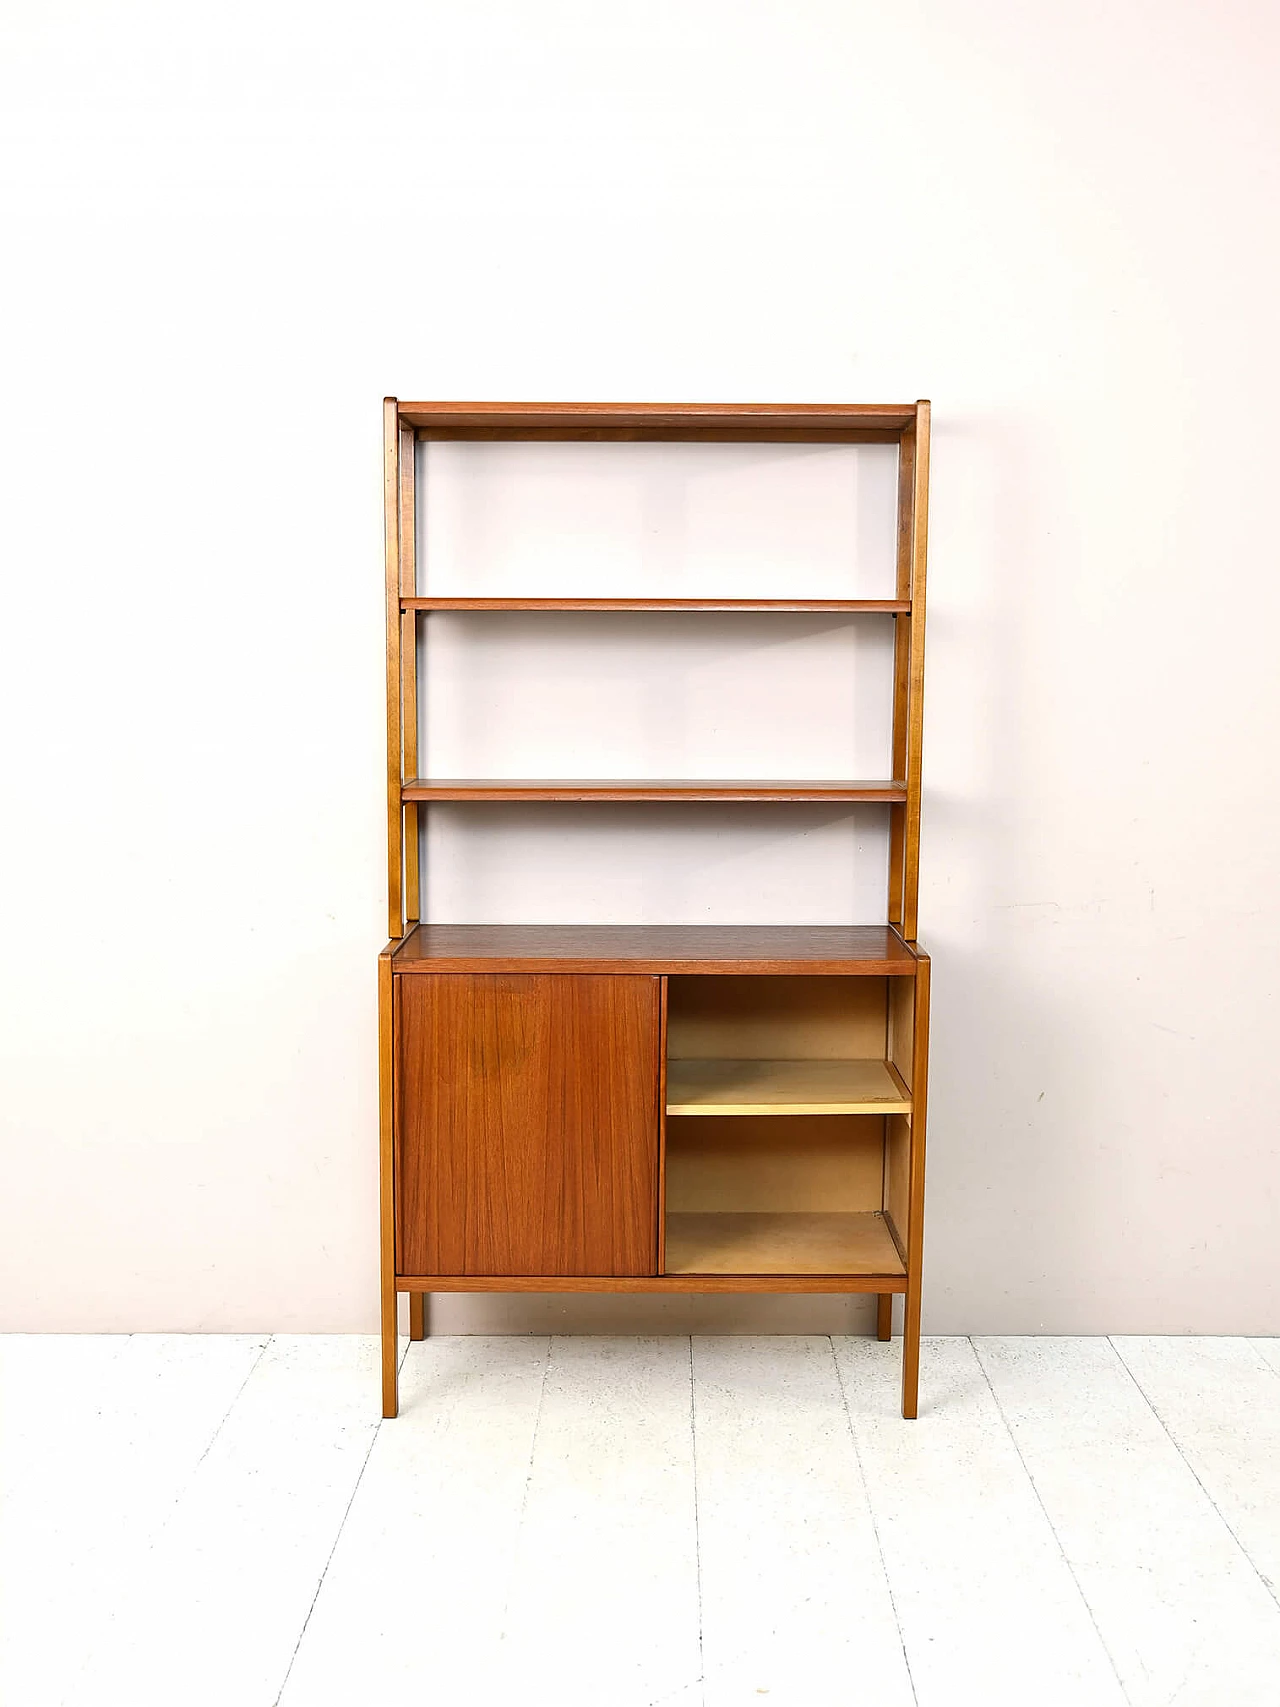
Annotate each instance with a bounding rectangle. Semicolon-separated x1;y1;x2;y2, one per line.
164;1333;273;1527
689;1337;706;1706
270;1412;384;1707
1108;1337;1280;1615
829;1336;919;1707
971;1338;1133;1704
496;1336;553;1647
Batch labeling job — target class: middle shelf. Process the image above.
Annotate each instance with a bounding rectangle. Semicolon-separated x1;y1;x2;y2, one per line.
401;596;910;613
667;1057;910;1115
402;777;907;802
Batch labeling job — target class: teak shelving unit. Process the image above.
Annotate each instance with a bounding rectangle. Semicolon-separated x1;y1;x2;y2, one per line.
379;399;931;1418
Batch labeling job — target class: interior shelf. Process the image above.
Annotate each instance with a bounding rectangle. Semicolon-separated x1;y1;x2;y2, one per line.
664;1210;906;1276
401;597;909;613
666;1057;910;1115
401;778;907;803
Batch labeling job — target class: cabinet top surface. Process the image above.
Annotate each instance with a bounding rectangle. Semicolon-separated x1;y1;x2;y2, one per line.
390;924;922;974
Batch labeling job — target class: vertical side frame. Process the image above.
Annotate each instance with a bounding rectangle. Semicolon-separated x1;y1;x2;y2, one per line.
384;399;404;942
888;425;915;928
656;975;668;1275
400;431;425;1337
901;401;930;942
901;951;930;1419
400;424;420;925
378;947;399;1417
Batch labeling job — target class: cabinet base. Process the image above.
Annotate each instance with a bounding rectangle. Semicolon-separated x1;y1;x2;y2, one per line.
383;1281;919;1420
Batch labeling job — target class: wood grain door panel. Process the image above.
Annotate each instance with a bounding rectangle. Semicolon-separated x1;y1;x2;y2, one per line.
396;974;661;1276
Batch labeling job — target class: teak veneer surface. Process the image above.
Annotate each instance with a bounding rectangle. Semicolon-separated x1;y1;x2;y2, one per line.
401;778;908;803
664;1210;906;1277
391;924;920;975
665;1057;911;1116
396;974;660;1277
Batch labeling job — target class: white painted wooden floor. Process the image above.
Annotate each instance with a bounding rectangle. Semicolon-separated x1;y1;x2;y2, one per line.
3;1335;1279;1707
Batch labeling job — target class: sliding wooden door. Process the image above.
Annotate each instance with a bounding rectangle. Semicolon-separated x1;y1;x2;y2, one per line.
396;974;661;1276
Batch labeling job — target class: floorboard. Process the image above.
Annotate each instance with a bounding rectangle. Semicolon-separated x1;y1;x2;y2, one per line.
69;1337;382;1707
1114;1336;1280;1605
495;1337;701;1707
694;1335;915;1707
0;1335;270;1707
975;1336;1280;1707
278;1336;550;1706
7;1334;1280;1707
834;1335;1128;1707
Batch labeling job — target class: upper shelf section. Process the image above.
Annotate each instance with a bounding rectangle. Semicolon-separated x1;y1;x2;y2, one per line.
401;598;910;614
397;401;920;444
401;779;907;803
390;924;921;975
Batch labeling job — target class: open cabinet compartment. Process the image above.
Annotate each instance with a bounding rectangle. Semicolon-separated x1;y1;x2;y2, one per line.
662;975;916;1276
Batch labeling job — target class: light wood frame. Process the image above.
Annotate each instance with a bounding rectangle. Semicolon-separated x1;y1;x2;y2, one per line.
379;399;931;1420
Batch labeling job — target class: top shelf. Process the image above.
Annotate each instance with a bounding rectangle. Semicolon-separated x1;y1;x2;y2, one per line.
397;400;921;443
400;598;909;614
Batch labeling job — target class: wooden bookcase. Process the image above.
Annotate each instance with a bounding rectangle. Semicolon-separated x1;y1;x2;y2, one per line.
379;400;930;1418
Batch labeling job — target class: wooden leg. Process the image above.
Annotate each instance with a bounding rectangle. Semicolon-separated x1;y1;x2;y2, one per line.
901;1277;922;1418
381;1279;399;1419
876;1293;893;1341
378;951;398;1419
901;953;929;1420
409;1291;427;1341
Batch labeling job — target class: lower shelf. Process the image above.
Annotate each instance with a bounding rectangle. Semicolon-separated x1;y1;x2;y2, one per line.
664;1209;906;1277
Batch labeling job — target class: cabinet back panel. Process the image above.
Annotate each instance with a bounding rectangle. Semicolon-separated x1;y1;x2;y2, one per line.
667;975;887;1060
665;1115;884;1212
